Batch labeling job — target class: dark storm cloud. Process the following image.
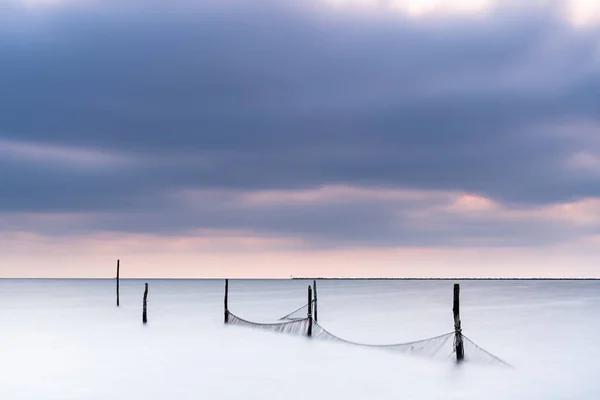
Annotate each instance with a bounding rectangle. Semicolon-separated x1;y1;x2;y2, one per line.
1;0;600;246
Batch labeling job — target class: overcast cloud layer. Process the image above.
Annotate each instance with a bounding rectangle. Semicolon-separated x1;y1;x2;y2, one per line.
1;0;600;258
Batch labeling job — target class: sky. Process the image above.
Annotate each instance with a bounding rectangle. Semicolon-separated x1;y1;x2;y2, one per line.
1;0;600;278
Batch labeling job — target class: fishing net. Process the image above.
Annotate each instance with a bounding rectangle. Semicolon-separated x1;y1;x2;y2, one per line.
278;300;315;321
461;334;513;367
311;320;455;359
227;311;310;336
225;279;511;368
228;309;511;367
311;321;513;367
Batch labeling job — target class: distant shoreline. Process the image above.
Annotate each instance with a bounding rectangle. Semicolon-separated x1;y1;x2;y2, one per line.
1;277;599;280
291;277;600;280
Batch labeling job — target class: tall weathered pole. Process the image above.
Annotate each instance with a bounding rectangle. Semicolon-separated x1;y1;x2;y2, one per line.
453;283;464;362
307;285;313;337
143;283;149;324
312;280;318;322
224;279;229;324
116;259;120;307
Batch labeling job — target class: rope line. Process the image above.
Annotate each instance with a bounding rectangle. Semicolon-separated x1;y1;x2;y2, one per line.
312;320;455;349
461;334;514;368
278;299;316;321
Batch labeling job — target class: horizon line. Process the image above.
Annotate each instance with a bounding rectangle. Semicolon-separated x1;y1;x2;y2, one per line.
1;277;599;280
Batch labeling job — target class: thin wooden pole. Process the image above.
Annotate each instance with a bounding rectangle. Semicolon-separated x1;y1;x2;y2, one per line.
143;283;149;324
453;283;464;362
116;260;120;307
224;279;229;324
312;280;318;322
307;285;313;337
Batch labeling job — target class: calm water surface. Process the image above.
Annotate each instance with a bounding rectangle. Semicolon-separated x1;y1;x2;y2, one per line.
0;279;598;399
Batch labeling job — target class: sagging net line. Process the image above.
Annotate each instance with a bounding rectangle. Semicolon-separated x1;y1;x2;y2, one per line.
226;309;512;367
278;299;316;321
228;312;311;336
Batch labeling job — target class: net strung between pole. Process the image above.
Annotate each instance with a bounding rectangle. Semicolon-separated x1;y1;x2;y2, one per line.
227;306;512;368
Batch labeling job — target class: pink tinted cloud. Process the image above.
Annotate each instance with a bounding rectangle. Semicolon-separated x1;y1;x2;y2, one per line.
0;229;306;277
324;0;600;28
6;185;600;239
448;194;498;212
237;185;454;206
0;139;132;168
4;185;600;278
567;151;600;175
0;229;303;255
3;230;600;278
208;185;600;230
434;192;600;227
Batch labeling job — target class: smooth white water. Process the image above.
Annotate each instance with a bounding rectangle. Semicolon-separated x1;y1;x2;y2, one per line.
0;279;599;399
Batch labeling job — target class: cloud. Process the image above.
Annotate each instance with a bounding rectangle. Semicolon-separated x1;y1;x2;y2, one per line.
0;138;132;168
1;0;600;252
3;185;600;250
566;0;600;27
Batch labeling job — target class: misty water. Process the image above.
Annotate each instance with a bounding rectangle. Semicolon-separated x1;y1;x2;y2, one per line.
0;279;598;399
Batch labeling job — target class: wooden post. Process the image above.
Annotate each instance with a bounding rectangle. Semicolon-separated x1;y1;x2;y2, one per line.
224;279;229;324
312;280;318;322
453;283;464;362
307;285;313;337
143;283;149;324
116;260;120;307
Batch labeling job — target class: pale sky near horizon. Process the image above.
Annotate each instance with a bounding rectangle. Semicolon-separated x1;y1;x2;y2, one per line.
1;0;600;278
